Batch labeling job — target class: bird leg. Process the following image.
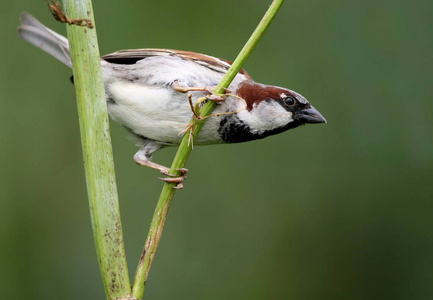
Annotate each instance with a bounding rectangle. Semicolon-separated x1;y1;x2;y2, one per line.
173;82;229;102
134;148;187;189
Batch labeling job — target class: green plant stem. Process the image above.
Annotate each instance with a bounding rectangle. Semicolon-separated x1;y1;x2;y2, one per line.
131;0;285;298
62;1;131;299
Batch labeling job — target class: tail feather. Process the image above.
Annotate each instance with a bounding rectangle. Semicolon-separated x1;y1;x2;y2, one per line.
18;12;72;68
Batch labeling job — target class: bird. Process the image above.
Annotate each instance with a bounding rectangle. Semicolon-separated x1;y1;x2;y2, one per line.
18;12;326;189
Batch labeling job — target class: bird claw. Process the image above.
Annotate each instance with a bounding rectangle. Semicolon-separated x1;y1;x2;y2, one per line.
157;168;188;189
133;149;188;189
203;87;227;102
173;82;228;103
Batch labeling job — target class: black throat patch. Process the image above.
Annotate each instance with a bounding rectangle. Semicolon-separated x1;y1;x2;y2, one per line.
218;114;302;144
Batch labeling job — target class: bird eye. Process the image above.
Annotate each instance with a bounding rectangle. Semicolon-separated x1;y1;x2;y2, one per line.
283;96;296;106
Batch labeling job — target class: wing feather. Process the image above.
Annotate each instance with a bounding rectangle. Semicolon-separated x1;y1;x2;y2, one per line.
102;48;251;80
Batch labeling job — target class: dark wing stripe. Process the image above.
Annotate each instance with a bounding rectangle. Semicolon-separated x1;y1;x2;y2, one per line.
102;48;251;79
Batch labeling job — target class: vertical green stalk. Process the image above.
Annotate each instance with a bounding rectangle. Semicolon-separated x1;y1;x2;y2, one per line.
62;1;131;299
131;1;286;298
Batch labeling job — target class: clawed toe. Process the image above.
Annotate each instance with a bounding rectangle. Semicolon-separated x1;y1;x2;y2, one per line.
133;149;188;189
204;87;227;102
173;82;228;103
158;168;188;189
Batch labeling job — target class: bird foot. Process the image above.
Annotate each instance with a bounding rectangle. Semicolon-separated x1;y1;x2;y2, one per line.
158;168;188;190
134;151;188;189
173;82;228;102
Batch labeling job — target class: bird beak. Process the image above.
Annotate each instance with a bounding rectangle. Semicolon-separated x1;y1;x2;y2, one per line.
299;105;327;124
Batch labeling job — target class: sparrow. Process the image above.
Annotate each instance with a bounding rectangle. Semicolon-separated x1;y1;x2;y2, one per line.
18;12;326;188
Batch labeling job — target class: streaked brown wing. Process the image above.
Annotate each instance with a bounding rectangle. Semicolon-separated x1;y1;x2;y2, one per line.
102;48;252;80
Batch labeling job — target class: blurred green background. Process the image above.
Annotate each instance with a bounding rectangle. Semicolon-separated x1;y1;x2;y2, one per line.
2;0;432;299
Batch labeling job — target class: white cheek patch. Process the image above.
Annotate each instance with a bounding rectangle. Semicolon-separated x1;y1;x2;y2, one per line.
237;101;293;134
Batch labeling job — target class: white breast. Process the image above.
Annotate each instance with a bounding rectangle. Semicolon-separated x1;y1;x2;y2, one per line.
107;81;194;143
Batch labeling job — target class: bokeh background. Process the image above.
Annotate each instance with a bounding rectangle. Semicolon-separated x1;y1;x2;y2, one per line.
2;0;432;299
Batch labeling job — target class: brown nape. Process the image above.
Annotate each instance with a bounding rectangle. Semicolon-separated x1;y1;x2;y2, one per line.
236;82;294;111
